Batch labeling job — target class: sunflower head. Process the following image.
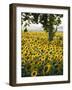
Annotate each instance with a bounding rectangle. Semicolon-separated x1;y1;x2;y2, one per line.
44;63;52;74
31;70;37;77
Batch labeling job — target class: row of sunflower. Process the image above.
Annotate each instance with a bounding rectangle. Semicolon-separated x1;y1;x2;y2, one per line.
21;31;63;77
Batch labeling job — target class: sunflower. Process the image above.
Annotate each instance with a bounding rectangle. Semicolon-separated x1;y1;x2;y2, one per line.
48;54;53;61
44;63;52;73
56;64;63;73
37;60;42;65
31;70;37;77
40;55;46;61
59;55;63;61
21;31;63;76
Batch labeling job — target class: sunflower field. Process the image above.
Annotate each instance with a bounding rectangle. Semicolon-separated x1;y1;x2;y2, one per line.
21;31;63;77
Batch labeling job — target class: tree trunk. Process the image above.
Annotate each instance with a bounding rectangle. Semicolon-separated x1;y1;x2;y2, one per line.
48;26;54;41
48;31;53;41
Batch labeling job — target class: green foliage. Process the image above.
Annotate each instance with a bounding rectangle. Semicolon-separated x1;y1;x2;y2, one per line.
24;28;28;32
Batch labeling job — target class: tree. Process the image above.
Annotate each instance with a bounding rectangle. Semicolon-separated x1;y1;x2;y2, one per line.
21;12;63;41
